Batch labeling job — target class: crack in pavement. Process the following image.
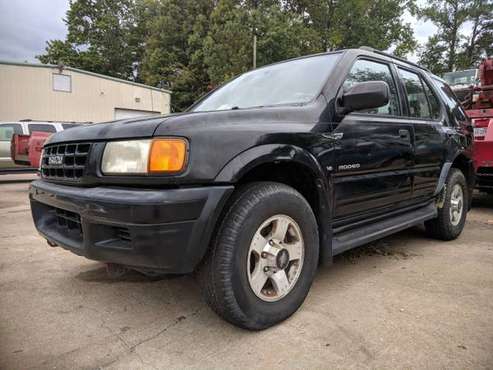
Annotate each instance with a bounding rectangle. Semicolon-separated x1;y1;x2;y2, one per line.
94;307;203;369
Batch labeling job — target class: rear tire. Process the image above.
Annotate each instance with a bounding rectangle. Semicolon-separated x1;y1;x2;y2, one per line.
425;168;467;240
197;182;319;330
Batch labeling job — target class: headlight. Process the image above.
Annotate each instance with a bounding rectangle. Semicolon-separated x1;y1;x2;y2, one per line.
101;138;187;174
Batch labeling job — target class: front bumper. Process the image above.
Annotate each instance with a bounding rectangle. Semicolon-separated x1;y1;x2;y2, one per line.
29;180;233;273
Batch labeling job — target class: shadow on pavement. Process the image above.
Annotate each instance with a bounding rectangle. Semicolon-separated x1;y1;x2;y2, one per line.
472;191;493;209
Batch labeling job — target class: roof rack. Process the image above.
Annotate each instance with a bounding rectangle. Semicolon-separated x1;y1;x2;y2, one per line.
359;46;431;73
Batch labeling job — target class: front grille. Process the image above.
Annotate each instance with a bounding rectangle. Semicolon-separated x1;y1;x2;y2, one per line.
54;208;82;235
41;143;91;180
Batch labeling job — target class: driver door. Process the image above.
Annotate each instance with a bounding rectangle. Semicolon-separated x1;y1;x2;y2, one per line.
330;59;415;223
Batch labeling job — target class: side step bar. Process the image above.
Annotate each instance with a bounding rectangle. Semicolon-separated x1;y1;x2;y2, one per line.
332;202;437;256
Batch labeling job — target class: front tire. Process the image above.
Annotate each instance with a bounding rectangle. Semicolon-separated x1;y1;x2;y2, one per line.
425;168;467;240
197;182;319;330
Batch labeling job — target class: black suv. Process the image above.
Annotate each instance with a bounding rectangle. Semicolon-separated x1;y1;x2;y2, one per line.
30;48;474;330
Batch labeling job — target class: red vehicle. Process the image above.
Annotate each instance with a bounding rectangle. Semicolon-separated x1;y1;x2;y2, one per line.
446;57;493;193
11;131;52;168
9;122;84;169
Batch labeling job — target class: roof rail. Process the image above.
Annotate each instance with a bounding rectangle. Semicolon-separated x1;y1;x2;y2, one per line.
359;46;430;73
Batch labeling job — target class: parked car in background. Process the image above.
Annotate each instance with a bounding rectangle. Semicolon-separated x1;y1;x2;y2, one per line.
0;121;81;171
30;48;474;330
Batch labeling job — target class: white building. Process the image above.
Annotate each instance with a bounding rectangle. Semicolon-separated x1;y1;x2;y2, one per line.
0;60;171;123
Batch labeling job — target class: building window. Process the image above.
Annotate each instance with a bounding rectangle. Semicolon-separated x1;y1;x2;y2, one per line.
53;73;71;92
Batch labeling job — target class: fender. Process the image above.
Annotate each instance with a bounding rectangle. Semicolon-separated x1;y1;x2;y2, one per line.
435;152;475;209
434;162;452;196
215;144;334;264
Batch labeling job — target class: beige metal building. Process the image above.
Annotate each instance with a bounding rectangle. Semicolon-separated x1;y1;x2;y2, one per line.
0;60;171;123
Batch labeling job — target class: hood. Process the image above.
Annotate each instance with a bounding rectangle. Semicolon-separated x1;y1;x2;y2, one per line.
154;104;322;137
46;114;179;145
47;98;328;146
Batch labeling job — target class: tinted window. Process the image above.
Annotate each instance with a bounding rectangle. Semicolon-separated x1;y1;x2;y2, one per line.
28;124;56;134
399;68;435;118
0;124;22;141
343;59;400;115
431;78;468;122
422;81;441;120
192;54;340;112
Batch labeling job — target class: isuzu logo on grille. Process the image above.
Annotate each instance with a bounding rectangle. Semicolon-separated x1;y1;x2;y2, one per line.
48;155;63;165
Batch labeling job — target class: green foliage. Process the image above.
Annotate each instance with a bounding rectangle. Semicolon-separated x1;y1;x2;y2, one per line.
38;0;143;80
288;0;417;55
202;0;252;86
418;35;449;75
139;0;214;110
202;1;323;86
418;0;492;73
456;0;493;69
39;0;418;111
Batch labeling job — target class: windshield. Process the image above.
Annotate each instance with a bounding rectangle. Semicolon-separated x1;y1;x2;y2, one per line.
191;53;340;112
443;69;477;86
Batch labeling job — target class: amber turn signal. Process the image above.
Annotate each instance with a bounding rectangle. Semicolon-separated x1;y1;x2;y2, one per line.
148;138;187;173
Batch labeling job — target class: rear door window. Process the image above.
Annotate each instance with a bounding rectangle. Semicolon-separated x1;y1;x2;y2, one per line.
28;124;56;134
397;68;431;118
343;59;401;116
0;124;22;141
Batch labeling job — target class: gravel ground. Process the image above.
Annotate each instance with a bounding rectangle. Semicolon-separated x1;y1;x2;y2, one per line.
0;181;492;370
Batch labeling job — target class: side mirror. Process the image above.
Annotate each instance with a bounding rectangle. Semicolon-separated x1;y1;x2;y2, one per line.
339;81;390;115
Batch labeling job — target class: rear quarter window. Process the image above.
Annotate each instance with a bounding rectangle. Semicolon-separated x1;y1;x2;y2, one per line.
431;78;468;123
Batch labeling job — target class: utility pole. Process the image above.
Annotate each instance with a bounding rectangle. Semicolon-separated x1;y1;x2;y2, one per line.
252;0;258;69
253;33;257;69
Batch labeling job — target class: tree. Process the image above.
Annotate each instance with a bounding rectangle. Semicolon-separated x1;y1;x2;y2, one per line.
254;5;323;67
202;0;253;86
287;0;417;56
38;0;143;81
418;0;471;71
139;0;215;111
418;35;449;74
202;0;322;86
418;0;493;72
456;0;493;69
38;0;419;112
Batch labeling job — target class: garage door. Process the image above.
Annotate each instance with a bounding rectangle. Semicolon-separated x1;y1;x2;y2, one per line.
114;108;161;120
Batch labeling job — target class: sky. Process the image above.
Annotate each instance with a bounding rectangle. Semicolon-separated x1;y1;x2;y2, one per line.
0;0;457;64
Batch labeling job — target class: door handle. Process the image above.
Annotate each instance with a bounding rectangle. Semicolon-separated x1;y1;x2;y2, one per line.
399;129;410;140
